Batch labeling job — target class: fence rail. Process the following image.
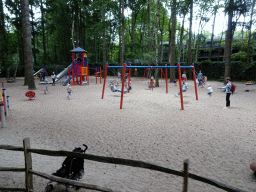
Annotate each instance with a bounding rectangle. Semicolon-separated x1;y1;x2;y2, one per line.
0;138;248;192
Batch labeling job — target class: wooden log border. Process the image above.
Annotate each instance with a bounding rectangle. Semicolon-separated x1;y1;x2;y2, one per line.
0;138;249;192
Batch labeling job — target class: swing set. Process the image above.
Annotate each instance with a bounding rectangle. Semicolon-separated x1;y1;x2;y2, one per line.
101;64;198;110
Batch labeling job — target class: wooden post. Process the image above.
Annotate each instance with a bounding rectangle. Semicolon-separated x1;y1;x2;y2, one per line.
23;138;33;192
183;159;189;192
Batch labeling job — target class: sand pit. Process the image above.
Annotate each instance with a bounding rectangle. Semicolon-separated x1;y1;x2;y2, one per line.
0;76;256;192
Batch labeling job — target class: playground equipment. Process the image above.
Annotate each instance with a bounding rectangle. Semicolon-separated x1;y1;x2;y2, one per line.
101;63;198;110
142;68;165;81
89;66;102;84
71;47;88;86
25;91;36;99
0;86;9;128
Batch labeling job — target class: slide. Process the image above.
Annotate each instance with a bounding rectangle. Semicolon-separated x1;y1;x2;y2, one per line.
39;63;72;84
63;76;72;86
34;68;44;76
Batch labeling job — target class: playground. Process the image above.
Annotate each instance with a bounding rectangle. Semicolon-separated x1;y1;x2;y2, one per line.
1;75;256;192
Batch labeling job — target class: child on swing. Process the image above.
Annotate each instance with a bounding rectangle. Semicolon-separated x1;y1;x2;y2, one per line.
176;80;188;96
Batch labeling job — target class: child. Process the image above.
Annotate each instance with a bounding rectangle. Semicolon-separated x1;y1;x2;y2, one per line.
149;77;155;91
67;84;73;99
176;80;188;97
182;71;187;82
207;84;213;96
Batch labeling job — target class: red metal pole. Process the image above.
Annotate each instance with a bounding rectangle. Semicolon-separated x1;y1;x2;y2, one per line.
128;65;131;93
101;65;108;99
99;67;101;84
120;64;126;109
96;68;97;84
165;64;168;93
87;64;89;85
2;81;4;88
177;63;184;110
192;64;198;100
72;68;75;85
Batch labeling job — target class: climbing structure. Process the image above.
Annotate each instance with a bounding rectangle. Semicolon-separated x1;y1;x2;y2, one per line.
71;47;88;86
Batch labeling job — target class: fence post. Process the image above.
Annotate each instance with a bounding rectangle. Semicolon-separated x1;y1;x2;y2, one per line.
23;138;33;192
183;159;189;192
0;103;5;128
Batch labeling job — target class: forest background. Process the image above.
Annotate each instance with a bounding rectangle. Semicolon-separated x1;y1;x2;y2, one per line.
0;0;256;89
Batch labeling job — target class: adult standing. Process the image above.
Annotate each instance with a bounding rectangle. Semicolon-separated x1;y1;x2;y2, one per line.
218;77;232;109
197;70;203;86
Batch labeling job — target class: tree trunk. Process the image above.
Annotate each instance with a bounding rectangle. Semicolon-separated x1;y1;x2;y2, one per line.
40;0;46;64
21;0;36;89
169;0;176;82
102;8;106;73
178;14;185;63
0;0;8;73
187;0;193;79
208;4;218;60
31;4;37;67
155;0;160;87
224;0;233;80
247;0;255;64
147;0;151;65
132;9;135;64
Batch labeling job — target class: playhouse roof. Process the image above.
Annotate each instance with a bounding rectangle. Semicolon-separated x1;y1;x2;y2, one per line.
70;47;87;53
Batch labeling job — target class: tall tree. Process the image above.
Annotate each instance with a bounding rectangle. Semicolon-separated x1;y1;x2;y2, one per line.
169;0;177;82
102;7;106;71
147;0;152;65
0;0;8;72
247;0;255;64
154;0;160;86
21;0;36;89
40;0;46;63
224;0;249;79
187;0;193;79
208;1;220;60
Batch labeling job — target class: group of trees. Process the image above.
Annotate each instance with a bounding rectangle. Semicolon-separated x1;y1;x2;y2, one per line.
0;0;255;89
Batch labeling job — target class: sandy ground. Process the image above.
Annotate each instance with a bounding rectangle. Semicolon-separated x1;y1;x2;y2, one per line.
0;76;256;192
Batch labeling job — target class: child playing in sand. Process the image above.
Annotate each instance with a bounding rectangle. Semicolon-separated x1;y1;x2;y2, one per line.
67;84;73;99
176;80;188;96
207;84;213;96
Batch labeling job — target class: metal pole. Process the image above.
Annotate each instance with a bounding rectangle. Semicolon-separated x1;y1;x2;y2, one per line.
192;64;198;100
0;103;5;128
2;89;8;117
120;64;126;109
165;64;168;93
6;96;10;109
101;64;108;99
128;64;131;93
177;64;184;110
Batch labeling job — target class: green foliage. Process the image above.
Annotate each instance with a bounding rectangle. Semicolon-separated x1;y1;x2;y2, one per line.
194;60;253;81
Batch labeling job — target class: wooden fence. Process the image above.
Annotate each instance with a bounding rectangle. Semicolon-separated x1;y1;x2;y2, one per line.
0;138;248;192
